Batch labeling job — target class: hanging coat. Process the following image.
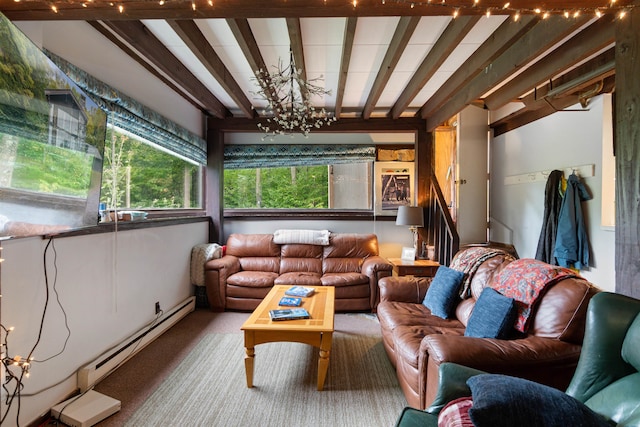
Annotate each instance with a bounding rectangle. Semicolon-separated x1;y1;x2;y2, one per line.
553;173;592;269
535;170;564;265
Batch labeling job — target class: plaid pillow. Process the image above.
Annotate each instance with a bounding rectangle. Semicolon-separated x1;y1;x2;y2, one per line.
438;397;474;427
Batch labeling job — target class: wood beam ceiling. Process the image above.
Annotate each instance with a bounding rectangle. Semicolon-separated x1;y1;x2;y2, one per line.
425;15;592;131
333;17;357;118
168;19;255;118
99;20;229;118
362;16;420;120
418;15;538;119
390;15;480;119
484;15;616;110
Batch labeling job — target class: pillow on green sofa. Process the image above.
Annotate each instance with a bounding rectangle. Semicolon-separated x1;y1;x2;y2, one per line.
466;374;612;427
464;287;517;339
422;266;464;319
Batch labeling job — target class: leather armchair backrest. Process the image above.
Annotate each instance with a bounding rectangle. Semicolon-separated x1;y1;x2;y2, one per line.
566;292;640;403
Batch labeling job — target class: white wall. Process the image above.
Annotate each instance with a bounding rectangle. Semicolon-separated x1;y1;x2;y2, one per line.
489;95;615;291
0;222;207;426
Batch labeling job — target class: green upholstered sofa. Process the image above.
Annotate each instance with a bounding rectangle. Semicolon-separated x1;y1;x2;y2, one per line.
395;291;640;426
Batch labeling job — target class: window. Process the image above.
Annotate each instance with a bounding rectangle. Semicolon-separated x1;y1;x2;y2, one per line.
101;126;202;210
224;162;372;210
0;14;107;238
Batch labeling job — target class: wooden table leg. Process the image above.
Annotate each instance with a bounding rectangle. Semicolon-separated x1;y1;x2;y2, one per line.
244;332;255;388
317;332;332;391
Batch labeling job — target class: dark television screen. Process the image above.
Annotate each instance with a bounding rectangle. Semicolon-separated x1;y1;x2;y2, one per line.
0;13;107;238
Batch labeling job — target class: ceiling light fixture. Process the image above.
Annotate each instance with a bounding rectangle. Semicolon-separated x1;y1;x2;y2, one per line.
253;48;336;139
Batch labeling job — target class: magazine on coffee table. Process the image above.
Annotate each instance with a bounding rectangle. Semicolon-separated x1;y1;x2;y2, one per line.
278;296;302;307
284;286;316;297
269;308;310;321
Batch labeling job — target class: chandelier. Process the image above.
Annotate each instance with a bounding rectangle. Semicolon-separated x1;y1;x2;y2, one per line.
253;49;336;139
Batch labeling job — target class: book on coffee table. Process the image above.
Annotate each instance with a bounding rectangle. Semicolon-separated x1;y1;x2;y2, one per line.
269;308;310;321
278;296;302;307
284;286;316;297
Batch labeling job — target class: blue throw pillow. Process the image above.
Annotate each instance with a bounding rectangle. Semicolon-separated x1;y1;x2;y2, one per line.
467;374;612;427
422;266;464;319
465;287;517;339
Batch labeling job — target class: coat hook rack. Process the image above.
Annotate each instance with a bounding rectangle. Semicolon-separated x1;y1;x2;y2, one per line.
504;164;595;186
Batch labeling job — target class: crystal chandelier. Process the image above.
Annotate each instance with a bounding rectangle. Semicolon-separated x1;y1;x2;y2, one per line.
253;49;336;139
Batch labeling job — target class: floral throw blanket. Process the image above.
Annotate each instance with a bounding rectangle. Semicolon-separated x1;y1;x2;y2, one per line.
492;259;578;333
450;247;516;298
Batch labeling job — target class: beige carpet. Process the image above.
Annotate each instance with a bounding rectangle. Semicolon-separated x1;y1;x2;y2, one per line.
124;332;405;426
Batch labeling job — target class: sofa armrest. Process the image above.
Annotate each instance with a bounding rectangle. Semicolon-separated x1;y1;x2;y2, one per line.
425;363;486;415
423;334;582;369
204;255;241;311
362;255;393;279
379;276;432;304
420;335;582;409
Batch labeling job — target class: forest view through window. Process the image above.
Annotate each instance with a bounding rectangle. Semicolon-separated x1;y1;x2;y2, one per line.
100;126;202;210
224;162;372;210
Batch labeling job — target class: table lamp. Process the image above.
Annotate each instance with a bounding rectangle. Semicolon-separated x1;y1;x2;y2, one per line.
396;205;424;259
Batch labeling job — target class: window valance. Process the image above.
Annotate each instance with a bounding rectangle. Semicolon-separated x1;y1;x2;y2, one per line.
224;144;375;169
44;50;206;165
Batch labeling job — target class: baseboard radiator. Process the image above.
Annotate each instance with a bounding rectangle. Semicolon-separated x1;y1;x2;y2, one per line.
78;296;195;392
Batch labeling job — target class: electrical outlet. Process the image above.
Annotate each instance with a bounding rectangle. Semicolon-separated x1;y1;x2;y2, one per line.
155;302;161;314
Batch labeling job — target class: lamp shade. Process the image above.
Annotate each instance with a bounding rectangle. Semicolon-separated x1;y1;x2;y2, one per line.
396;206;424;227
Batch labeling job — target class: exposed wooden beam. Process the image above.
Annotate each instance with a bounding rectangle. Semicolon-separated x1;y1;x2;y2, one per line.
208;116;426;132
362;16;420;120
168;20;255;118
390;15;480;119
334;17;357;118
87;21;205;114
490;50;616;136
491;76;614;136
419;15;538;119
484;15;616;110
425;15;591;131
286;17;310;102
3;0;633;21
226;18;279;109
101;20;229;118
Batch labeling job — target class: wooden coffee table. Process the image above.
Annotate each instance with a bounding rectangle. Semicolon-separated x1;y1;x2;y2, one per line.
240;285;335;391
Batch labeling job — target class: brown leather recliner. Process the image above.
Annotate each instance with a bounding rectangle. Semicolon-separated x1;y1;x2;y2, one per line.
377;249;600;410
205;233;393;312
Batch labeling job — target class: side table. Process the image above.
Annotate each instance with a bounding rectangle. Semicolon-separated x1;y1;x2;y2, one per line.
387;258;440;277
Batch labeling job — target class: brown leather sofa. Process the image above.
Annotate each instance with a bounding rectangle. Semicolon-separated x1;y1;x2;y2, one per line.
377;248;600;410
204;232;393;312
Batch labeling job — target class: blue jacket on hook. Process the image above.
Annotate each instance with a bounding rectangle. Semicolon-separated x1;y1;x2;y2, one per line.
553;173;592;269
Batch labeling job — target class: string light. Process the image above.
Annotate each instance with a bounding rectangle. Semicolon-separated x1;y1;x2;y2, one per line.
31;0;640;20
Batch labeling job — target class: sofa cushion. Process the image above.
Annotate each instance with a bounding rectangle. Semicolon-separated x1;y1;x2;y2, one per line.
465;288;517;339
227;271;279;288
275;272;322;286
423;266;464;319
467;374;611;427
321;272;369;287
